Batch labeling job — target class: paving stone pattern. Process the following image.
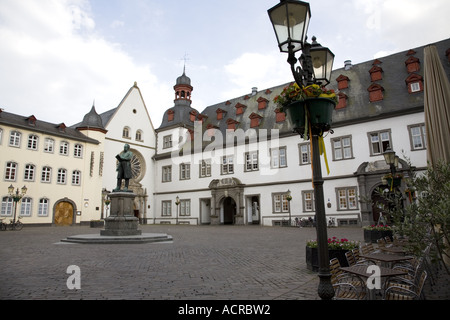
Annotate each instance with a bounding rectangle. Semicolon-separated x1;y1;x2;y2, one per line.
0;225;448;300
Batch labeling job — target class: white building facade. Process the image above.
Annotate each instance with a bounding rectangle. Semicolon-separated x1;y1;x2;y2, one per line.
1;39;448;227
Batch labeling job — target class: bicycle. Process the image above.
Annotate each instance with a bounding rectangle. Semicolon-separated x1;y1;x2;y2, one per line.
7;217;23;231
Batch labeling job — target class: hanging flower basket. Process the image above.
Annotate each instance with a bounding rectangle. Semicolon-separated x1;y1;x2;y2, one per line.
305;97;336;132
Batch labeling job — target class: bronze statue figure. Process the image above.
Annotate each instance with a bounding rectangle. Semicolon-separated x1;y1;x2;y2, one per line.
114;144;133;192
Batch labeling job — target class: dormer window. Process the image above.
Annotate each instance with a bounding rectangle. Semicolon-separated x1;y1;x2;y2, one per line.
57;123;66;133
336;75;350;90
226;118;239;131
369;66;383;82
274;108;286;123
257;97;268;110
189;110;197;122
336;92;348;109
249;113;263;128
367;83;384;102
167;109;175;122
405;56;420;73
27;115;37;126
235;103;246;115
216;108;227;120
405;73;423;93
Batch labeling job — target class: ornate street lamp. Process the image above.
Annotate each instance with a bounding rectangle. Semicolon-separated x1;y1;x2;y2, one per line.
268;0;335;300
8;184;27;225
383;146;399;175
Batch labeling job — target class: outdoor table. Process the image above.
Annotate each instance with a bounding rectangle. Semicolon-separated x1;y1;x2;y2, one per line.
340;265;408;300
379;246;409;255
359;253;414;268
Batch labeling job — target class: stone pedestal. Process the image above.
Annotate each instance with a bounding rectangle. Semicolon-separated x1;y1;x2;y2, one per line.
101;192;142;236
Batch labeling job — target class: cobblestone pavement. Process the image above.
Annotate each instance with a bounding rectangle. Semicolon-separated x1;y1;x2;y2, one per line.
0;224;448;301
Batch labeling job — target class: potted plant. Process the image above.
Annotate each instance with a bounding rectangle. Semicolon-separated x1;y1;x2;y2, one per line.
363;224;393;243
274;83;337;137
306;237;359;271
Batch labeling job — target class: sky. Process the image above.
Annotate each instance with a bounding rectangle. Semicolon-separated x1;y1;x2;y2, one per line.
1;0;449;129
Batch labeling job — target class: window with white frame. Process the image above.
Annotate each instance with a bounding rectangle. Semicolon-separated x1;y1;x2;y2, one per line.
221;155;234;174
72;170;81;185
41;166;52;183
298;143;310;165
136;130;143;141
368;130;391;155
44;138;54;153
336;187;358;210
5;162;17;181
163;135;172;149
38;198;49;216
245;151;259;171
273;193;289;213
180;163;191;180
302;190;315;212
410;82;421;92
24;164;35;181
20;197;32;216
27;134;39;150
123;127;130;139
271;147;287;168
59;141;69;155
9;131;21;147
200;159;211;178
408;124;427;150
57;168;67;184
332;136;353;160
162;166;172;182
180;199;191;216
1;197;13;216
162;201;172;216
74;144;83;157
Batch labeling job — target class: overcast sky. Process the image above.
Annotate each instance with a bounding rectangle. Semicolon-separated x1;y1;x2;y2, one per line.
1;0;449;128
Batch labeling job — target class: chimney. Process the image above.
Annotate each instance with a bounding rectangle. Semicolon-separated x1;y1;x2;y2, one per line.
344;60;352;70
251;87;258;96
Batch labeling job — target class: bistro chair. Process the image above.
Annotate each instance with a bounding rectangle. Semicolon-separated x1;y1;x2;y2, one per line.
384;270;427;300
329;258;367;300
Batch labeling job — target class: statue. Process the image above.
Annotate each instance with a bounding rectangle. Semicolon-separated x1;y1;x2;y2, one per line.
113;144;133;192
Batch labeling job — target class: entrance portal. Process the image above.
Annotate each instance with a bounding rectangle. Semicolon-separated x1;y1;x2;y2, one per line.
54;201;74;226
223;197;236;225
371;187;389;224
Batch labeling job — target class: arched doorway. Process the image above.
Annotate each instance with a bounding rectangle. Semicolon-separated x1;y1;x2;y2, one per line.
54;200;75;226
223;197;236;225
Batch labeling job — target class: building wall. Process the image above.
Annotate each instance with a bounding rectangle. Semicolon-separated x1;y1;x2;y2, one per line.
0;124;104;225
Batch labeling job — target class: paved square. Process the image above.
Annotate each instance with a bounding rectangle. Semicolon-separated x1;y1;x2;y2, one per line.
0;225;363;300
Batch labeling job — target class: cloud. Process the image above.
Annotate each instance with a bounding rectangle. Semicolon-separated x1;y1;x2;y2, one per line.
0;0;165;125
222;52;291;99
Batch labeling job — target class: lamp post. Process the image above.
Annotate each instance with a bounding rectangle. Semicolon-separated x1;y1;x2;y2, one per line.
268;0;335;300
383;146;399;176
286;189;292;226
175;196;180;224
8;184;27;225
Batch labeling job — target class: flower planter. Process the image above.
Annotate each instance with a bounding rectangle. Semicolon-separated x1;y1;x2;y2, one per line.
284;100;306;131
306;246;349;272
305;98;336;132
284;98;336;134
363;229;393;243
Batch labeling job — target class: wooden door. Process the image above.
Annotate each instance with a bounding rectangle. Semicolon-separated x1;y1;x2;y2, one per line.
54;201;74;226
